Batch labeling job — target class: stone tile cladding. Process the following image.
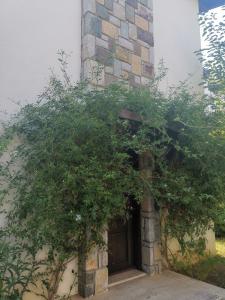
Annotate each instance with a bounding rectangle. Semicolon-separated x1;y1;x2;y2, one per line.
81;0;154;87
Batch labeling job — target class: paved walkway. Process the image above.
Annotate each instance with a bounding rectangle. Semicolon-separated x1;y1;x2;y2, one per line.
74;270;225;300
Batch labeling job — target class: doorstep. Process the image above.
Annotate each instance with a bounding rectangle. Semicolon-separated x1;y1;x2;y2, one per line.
108;268;146;287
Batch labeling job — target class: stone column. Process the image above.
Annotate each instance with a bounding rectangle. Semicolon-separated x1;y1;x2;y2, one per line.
80;0;156;295
139;152;162;275
78;231;108;298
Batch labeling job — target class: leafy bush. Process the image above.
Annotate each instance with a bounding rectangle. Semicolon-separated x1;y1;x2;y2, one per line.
1;63;225;298
173;240;225;289
198;7;225;237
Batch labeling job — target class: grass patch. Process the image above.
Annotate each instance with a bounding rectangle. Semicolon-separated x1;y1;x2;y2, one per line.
173;239;225;289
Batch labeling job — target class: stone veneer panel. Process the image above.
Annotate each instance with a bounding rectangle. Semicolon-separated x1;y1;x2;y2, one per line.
79;0;160;297
81;0;154;88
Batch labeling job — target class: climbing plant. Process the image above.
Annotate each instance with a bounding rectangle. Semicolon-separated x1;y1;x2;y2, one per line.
198;6;225;236
1;60;225;298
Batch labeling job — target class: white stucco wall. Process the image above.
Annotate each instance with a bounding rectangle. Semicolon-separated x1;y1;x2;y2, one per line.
153;0;203;92
0;0;81;120
0;1;81;297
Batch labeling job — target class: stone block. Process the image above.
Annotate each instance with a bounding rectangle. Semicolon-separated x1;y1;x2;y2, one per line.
96;3;109;20
156;260;162;273
140;0;148;7
96;37;108;49
82;34;96;60
83;0;96;14
141;197;153;212
110;15;121;27
154;243;161;261
118;0;126;6
133;42;141;56
144;218;155;242
142;245;150;266
85;248;98;271
84;13;101;37
102;20;119;38
116;46;130;63
134;75;141;84
118;37;133;51
141;77;150;87
78;270;95;298
120;21;129;39
148;0;153;10
141;211;155;219
95;46;113;66
143;265;157;276
78;283;95;298
122;70;129;80
105;0;113;10
137;3;151;20
149;21;154;34
105;66;114;74
126;0;138;9
142;62;154;78
141;46;149;62
135;15;149;31
150;247;154;266
97;0;105;3
122;61;131;72
102;34;109;41
95;268;108;294
131;54;141;75
129;74;140;87
137;28;154;46
98;250;108;268
141;216;145;230
129;23;137;40
125;4;135;23
105;73;117;85
108;38;116;51
83;59;105;86
154;222;161;241
114;59;122;77
138;39;151;50
85;271;95;284
113;3;126;20
149;46;154;63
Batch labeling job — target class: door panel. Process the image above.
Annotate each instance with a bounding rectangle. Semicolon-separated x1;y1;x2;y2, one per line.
108;218;129;274
108;202;141;274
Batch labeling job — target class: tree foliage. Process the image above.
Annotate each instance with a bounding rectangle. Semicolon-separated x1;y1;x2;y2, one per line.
198;6;225;93
198;6;225;236
1;62;225;298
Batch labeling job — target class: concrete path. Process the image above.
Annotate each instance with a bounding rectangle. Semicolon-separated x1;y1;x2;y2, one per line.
74;270;225;300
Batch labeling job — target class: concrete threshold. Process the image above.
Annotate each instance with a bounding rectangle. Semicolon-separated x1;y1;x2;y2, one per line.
108;268;146;288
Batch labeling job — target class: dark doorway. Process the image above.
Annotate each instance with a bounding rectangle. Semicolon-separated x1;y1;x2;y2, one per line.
108;200;142;275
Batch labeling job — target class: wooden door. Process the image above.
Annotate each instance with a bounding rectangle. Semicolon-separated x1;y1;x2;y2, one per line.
108;202;141;274
108;218;131;274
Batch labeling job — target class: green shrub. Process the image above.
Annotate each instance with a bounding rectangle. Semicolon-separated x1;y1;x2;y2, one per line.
1;62;225;298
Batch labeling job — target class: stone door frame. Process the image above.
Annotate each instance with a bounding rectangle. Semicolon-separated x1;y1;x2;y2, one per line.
78;151;162;298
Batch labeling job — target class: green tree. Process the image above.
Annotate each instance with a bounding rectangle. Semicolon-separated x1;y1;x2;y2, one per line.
1;63;225;298
198;6;225;93
198;6;225;236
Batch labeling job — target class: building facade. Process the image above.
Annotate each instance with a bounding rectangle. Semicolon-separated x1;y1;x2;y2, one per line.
0;0;204;120
0;0;215;299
